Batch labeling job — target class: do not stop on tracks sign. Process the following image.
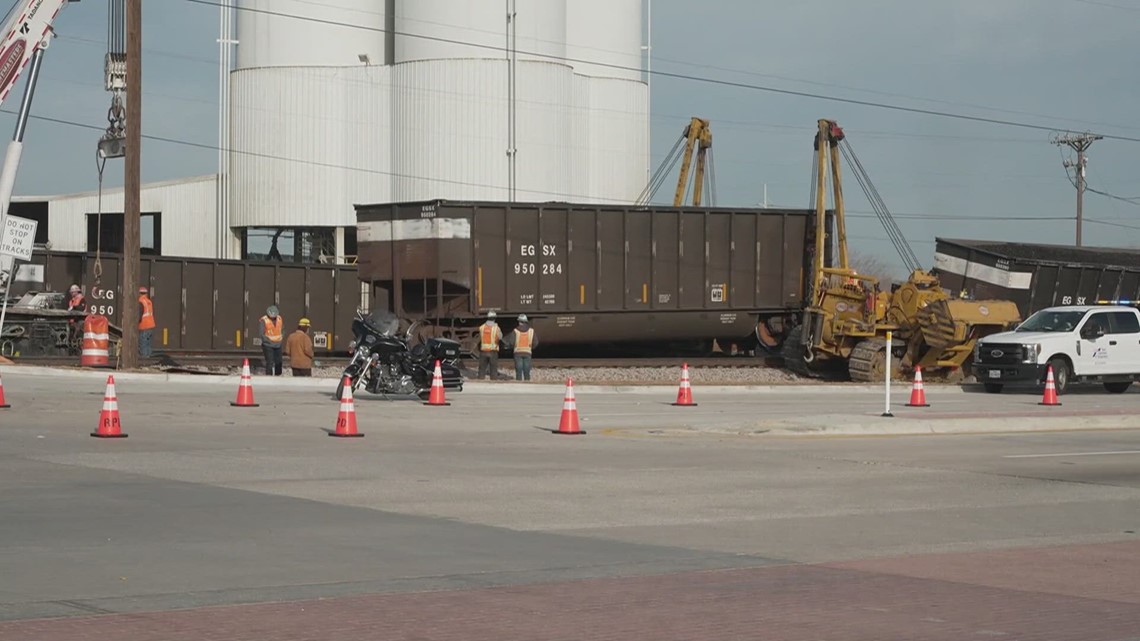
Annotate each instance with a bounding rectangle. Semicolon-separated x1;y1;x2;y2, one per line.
0;214;37;261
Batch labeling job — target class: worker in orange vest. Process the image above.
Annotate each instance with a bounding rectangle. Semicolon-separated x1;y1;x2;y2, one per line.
476;311;503;380
138;286;156;357
509;314;537;381
66;284;87;353
259;305;285;376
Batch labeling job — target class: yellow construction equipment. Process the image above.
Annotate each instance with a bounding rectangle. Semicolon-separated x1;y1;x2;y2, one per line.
636;116;716;207
781;119;1021;381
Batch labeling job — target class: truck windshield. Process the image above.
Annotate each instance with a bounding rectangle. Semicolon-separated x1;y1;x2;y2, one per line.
1016;310;1087;332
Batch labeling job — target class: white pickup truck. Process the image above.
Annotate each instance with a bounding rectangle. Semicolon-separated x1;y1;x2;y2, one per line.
972;304;1140;395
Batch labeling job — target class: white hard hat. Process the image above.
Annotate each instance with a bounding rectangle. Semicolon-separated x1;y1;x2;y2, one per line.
518;314;528;322
487;310;497;318
68;284;80;294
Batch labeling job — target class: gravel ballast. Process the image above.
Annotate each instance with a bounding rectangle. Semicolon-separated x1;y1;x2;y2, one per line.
306;364;811;386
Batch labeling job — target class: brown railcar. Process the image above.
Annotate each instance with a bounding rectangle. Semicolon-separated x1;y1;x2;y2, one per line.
356;200;821;354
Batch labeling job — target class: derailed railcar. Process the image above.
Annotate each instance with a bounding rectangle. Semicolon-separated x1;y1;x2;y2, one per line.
355;199;820;354
933;238;1140;317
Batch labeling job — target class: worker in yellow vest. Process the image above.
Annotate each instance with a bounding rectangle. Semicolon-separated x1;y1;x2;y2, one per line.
509;314;537;381
138;286;156;357
476;311;503;380
259;305;285;376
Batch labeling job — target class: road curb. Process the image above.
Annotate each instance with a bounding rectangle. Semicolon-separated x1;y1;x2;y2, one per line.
0;365;979;396
684;413;1140;437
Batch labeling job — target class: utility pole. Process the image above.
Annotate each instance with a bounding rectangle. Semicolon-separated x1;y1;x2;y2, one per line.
120;0;141;369
1053;132;1103;247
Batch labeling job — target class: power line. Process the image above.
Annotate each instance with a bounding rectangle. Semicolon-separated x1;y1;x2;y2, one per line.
7;102;1101;224
181;0;1140;144
1070;0;1140;11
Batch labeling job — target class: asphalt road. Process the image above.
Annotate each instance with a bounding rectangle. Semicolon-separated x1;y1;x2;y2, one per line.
1;370;1139;639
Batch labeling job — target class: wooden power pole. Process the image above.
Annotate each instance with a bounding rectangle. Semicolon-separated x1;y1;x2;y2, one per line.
120;0;141;369
1053;132;1103;248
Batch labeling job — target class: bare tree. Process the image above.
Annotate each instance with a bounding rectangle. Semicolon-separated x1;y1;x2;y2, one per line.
849;251;902;288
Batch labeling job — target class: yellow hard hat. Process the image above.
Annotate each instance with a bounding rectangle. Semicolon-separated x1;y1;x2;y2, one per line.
298;318;311;327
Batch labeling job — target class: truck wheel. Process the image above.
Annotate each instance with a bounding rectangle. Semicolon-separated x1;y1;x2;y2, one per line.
983;383;1003;394
1047;358;1070;395
1104;381;1132;394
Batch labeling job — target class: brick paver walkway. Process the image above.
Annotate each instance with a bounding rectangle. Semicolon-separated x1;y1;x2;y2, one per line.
4;540;1139;640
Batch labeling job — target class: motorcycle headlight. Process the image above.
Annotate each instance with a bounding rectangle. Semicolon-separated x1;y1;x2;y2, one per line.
1022;343;1041;363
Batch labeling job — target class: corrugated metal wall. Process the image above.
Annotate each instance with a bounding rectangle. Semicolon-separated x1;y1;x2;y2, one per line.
31;251;361;353
390;60;510;202
583;77;648;203
229;66;392;228
235;0;388;68
565;0;643;81
41;176;218;258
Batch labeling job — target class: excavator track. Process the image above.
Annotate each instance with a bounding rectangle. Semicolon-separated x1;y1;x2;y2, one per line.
780;325;816;378
848;338;903;382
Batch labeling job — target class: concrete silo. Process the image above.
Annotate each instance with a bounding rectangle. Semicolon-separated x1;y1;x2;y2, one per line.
229;0;392;261
228;0;648;260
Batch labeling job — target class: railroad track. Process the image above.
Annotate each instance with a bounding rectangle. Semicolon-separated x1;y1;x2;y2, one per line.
7;352;784;372
521;356;784;369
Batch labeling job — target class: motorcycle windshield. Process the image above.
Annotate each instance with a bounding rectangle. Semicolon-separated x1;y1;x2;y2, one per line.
363;311;399;337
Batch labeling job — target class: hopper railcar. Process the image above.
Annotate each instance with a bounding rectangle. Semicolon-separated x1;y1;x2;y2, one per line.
355;199;826;356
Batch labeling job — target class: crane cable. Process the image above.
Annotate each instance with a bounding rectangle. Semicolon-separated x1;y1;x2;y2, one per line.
838;140;922;273
634;133;686;206
94;0;128;286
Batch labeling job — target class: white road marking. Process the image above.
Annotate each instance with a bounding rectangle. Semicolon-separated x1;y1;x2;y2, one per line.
1003;450;1140;459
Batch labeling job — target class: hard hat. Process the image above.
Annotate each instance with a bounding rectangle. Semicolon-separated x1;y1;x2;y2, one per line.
298;318;311;327
518;314;528;322
138;286;149;294
267;305;279;317
68;284;80;294
487;310;497;318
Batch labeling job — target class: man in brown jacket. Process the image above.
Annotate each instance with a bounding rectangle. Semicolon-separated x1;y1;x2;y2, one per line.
284;317;315;377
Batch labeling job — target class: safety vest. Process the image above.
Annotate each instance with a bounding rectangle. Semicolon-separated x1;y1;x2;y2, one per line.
138;295;156;330
513;328;534;355
480;323;501;352
262;316;284;344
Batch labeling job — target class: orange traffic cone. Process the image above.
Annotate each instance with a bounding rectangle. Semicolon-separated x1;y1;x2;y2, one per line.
230;358;259;407
554;377;585;435
1039;365;1062;406
329;376;364;437
905;366;930;407
0;370;10;409
671;363;698;407
424;359;451;406
91;375;127;438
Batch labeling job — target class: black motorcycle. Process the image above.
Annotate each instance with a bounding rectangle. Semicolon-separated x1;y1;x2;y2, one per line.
336;310;464;400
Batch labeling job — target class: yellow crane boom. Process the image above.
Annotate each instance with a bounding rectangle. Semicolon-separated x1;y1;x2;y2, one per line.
635;116;716;207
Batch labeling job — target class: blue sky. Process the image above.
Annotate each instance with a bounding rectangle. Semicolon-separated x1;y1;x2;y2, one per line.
3;0;1139;274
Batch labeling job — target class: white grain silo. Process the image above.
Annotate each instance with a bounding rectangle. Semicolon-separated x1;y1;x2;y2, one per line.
229;0;392;261
566;0;648;204
391;0;575;202
228;0;648;260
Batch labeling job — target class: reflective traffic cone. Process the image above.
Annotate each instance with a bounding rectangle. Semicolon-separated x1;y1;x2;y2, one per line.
329;376;364;437
424;359;451;406
1039;365;1062;406
671;362;698;407
554;378;585;435
0;370;10;409
91;375;127;438
905;366;930;407
230;358;259;407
